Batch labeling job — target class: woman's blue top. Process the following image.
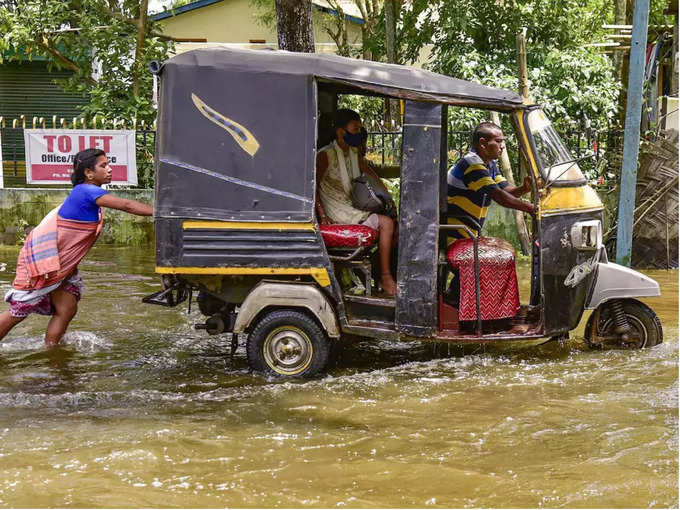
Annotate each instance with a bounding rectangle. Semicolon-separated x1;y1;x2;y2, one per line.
58;184;108;222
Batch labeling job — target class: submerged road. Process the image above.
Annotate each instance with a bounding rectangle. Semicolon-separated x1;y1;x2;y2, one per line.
0;245;676;507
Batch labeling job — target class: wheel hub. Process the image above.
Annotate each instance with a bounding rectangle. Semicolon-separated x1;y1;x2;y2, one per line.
263;327;313;375
601;315;647;349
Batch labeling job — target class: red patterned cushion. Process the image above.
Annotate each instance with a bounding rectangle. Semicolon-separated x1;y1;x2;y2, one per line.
447;237;520;321
321;224;377;248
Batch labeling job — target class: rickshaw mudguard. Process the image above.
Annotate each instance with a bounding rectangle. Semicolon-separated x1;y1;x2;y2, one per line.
232;281;341;338
585;263;660;310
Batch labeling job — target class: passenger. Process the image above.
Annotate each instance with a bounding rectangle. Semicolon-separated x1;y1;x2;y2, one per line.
447;121;534;238
0;148;153;346
316;109;397;296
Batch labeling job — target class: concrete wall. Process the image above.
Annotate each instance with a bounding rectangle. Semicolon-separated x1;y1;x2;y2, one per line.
0;189;154;245
159;0;362;50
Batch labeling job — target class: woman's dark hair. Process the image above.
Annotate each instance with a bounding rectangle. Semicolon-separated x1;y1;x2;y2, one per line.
71;148;105;186
333;108;361;130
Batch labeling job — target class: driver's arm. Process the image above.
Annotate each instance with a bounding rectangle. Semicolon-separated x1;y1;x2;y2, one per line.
490;187;534;214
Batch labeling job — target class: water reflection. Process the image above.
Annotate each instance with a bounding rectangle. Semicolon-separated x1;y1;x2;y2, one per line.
0;245;676;507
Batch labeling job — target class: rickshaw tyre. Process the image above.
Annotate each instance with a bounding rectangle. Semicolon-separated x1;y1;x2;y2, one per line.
246;309;331;378
584;299;663;350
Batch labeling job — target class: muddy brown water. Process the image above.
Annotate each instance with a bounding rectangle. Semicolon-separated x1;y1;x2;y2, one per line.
0;245;676;508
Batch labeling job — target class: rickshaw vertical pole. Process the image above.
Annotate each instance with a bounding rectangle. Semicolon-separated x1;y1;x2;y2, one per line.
472;235;482;336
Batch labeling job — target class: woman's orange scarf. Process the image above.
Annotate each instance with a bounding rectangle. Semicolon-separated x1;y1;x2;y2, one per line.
12;207;103;291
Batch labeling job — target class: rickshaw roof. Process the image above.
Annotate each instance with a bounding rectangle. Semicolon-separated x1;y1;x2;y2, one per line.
163;47;525;111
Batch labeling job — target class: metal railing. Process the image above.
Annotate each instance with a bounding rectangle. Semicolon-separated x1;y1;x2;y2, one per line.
365;128;624;180
0;114;623;188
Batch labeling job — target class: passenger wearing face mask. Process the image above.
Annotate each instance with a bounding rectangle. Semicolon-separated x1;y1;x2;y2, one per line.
316;109;397;296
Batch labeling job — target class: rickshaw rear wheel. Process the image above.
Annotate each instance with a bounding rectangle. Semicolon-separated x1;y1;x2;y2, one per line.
585;299;662;349
246;309;331;378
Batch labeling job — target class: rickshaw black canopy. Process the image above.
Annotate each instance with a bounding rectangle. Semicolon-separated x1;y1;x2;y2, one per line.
153;47;524;222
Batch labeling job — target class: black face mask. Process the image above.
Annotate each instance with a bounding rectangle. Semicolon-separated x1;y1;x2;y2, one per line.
343;131;363;147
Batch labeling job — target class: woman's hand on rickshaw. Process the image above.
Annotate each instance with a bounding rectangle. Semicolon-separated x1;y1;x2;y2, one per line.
319;214;332;225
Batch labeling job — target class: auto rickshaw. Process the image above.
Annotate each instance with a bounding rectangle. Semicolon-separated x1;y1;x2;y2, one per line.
144;47;662;377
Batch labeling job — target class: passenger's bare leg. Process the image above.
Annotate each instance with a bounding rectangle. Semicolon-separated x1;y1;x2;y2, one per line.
377;214;397;296
0;311;25;341
44;288;78;346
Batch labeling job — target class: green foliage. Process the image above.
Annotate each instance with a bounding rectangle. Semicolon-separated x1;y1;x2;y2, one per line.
529;49;620;131
0;0;173;123
250;0;277;30
338;94;386;128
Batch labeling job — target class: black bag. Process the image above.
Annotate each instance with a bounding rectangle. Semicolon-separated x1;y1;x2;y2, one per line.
351;173;395;216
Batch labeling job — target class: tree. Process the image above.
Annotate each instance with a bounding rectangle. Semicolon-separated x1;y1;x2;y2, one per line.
0;0;173;123
274;0;315;52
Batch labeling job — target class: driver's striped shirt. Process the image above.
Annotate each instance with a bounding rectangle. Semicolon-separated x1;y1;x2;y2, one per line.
446;150;508;240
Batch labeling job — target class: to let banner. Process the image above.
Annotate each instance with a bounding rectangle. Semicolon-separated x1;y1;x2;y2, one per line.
23;129;137;185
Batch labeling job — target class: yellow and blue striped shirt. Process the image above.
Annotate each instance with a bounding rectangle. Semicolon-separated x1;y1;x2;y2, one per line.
446;151;508;239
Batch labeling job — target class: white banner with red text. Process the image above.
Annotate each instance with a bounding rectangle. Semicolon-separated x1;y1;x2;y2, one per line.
23;129;137;185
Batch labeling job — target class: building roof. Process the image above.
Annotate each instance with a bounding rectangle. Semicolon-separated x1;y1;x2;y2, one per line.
158;47;524;110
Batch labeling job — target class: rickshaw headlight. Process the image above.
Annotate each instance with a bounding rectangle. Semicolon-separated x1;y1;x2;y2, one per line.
571;220;602;251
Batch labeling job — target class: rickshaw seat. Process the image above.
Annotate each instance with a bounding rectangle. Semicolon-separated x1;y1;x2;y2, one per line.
446;237;520;321
321;224;377;296
320;224;377;248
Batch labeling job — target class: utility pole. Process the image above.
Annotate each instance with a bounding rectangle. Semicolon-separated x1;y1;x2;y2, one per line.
615;0;650;266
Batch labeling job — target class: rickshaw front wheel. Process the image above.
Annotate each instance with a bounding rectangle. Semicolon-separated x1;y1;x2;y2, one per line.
246;309;331;377
585;299;663;349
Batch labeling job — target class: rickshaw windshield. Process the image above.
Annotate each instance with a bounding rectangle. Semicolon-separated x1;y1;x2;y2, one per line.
527;109;585;183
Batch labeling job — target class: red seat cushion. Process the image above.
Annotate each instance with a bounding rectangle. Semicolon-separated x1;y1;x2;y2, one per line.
446;237;520;321
321;224;377;248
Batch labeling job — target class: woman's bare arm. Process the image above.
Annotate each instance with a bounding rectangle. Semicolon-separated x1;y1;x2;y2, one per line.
96;194;153;216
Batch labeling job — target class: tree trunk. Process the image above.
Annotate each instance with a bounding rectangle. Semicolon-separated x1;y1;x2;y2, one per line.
490;111;531;255
275;0;315;53
132;0;149;98
384;0;397;64
613;0;627;81
613;0;628;128
384;0;399;127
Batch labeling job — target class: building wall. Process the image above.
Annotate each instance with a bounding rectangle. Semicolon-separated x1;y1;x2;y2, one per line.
158;0;362;52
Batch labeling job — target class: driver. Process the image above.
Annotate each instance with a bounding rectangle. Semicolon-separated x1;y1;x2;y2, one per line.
447;122;534;239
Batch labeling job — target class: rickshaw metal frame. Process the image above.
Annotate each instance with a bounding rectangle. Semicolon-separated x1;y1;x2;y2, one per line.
147;47;660;353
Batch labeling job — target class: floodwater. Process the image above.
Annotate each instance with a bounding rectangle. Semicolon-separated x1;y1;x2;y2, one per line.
0;245;676;508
